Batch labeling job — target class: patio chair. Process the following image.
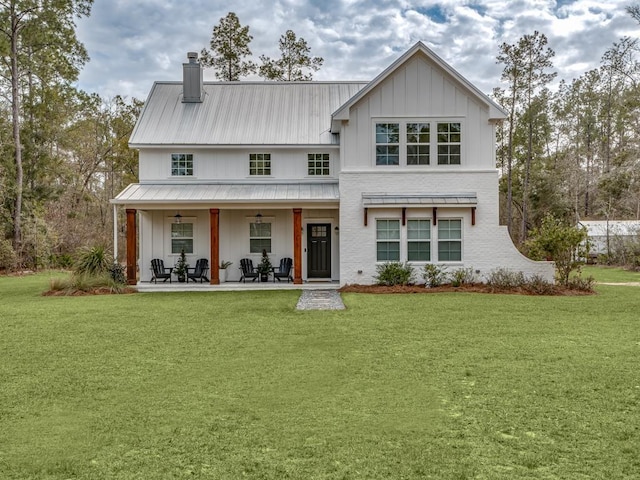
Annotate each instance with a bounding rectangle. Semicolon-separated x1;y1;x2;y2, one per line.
273;257;293;283
151;258;172;283
239;258;259;283
187;258;209;283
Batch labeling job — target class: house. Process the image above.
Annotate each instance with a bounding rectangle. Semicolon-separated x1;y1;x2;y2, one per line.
578;220;640;259
111;42;554;285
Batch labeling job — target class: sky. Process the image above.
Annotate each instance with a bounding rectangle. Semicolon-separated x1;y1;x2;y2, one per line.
74;0;640;101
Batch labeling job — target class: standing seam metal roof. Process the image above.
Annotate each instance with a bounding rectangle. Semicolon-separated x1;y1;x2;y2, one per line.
129;82;367;146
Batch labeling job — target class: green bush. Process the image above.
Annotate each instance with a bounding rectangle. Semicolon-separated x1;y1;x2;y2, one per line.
566;274;595;292
109;263;127;284
485;268;526;290
0;238;18;271
75;246;111;276
49;272;129;294
451;267;476;287
525;215;588;286
524;274;556;295
375;262;414;286
423;264;448;287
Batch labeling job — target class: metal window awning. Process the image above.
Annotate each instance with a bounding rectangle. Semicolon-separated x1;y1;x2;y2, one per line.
111;182;340;206
362;192;477;207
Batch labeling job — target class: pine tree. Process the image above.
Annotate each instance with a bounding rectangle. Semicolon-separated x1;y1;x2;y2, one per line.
258;30;323;81
200;12;256;81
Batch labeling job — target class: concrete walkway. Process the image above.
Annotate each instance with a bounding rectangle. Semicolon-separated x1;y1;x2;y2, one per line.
296;289;346;310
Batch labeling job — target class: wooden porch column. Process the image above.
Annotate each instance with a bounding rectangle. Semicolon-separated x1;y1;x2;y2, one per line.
210;208;220;284
125;209;137;285
293;208;303;284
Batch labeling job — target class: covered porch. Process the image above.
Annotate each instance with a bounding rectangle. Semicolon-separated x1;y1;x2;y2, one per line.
111;182;340;286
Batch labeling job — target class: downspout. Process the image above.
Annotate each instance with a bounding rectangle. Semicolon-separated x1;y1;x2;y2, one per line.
113;205;118;263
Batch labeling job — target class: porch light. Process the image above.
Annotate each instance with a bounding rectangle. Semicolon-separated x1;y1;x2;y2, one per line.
174;212;182;224
255;212;263;224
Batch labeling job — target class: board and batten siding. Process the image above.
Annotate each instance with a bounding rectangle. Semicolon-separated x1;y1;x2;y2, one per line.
138;147;340;182
340;55;495;171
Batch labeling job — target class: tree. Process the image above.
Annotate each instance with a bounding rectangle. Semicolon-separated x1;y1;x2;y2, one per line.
0;0;93;261
258;30;323;81
496;31;556;243
200;12;256;81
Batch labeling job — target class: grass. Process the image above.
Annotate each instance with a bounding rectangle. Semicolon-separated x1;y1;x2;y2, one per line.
1;273;639;479
581;264;640;283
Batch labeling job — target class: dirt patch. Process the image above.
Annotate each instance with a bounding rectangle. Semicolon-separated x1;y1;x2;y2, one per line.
43;287;137;296
339;283;595;296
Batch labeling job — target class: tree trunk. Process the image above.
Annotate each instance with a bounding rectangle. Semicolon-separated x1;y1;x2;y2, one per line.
10;5;23;258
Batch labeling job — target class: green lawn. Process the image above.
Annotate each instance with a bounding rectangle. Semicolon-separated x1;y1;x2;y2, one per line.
1;274;639;479
582;264;640;283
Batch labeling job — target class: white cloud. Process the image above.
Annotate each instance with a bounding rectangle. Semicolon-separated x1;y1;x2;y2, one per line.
74;0;639;99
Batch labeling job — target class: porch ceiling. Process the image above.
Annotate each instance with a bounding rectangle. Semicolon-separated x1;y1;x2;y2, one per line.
112;182;340;206
362;192;478;207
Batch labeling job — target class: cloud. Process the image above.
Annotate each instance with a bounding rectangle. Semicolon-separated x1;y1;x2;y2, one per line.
74;0;639;100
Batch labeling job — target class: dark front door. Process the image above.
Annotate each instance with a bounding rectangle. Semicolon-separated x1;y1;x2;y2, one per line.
307;223;331;278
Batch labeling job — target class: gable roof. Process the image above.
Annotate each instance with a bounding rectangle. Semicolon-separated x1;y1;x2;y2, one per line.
129;81;367;147
331;41;507;132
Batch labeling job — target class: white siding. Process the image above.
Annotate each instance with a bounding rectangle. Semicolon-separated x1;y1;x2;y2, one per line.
139;147;340;182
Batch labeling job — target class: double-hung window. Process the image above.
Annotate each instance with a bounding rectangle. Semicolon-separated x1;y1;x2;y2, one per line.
438;219;462;261
406;123;430;165
308;153;330;175
250;222;271;253
407;220;431;261
437;123;461;165
376;219;400;261
374;121;461;166
250;153;271;175
171;153;193;176
375;123;400;165
171;223;194;254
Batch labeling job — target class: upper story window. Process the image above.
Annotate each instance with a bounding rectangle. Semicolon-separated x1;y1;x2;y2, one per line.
374;120;462;167
171;153;193;176
437;123;461;165
308;153;330;175
406;123;430;165
375;123;400;165
250;153;271;175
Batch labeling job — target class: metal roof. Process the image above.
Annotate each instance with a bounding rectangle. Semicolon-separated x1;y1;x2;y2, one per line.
112;183;340;205
129;82;367;147
362;193;478;206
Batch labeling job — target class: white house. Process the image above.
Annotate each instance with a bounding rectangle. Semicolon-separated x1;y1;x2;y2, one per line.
579;220;640;258
112;42;554;285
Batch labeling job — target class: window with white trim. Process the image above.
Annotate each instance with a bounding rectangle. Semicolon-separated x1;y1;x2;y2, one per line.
437;219;462;261
374;120;462;166
407;219;431;261
171;153;193;176
250;222;271;253
375;123;400;165
171;223;194;254
437;123;461;165
376;219;400;261
406;123;430;165
308;153;330;175
250;153;271;175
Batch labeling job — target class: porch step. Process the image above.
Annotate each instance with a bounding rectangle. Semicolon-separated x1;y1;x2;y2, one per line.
296;289;345;310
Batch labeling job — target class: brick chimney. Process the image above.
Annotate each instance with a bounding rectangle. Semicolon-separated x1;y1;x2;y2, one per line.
183;52;203;103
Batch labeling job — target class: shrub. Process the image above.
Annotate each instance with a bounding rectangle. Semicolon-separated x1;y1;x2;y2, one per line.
109;263;126;284
450;267;476;287
422;264;448;287
485;268;526;290
566;275;595;292
0;238;18;271
375;262;414;286
48;273;130;295
75;246;112;276
525;215;588;286
524;274;556;295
